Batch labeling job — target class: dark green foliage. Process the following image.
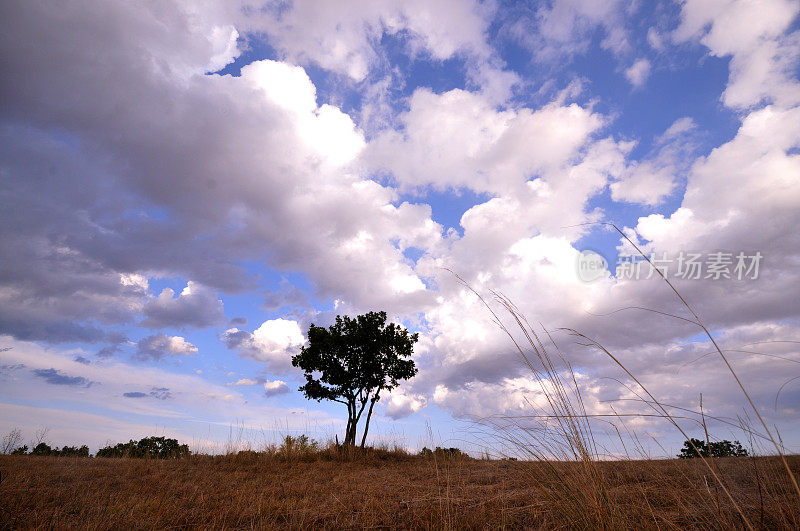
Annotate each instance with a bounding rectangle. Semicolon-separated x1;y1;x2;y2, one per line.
31;442;53;456
58;445;90;457
677;438;749;459
4;428;89;457
96;436;190;459
292;311;418;447
11;445;28;455
13;442;89;457
419;447;469;458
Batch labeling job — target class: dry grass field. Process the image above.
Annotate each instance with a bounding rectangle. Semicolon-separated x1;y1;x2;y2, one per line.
2;239;798;529
2;451;799;529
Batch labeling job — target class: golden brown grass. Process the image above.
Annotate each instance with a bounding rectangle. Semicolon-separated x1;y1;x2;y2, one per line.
1;453;798;529
444;221;800;529
3;224;798;529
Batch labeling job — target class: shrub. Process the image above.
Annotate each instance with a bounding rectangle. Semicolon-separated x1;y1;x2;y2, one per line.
31;442;54;456
21;442;92;457
58;445;90;457
418;446;469;459
277;435;319;458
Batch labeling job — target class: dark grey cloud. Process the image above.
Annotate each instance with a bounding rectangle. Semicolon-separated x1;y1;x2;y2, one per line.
0;363;25;383
140;282;224;329
220;329;253;350
32;368;91;387
96;345;122;359
0;0;435;345
0;363;24;374
105;331;129;345
0;316;108;344
149;387;172;400
0;0;798;447
96;332;129;358
73;356;92;365
123;391;147;398
135;333;197;360
262;280;311;310
229;317;248;326
0;127;151;343
123;387;172;400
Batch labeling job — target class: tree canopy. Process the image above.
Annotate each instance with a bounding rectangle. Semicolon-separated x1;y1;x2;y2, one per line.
291;311;418;447
677;438;748;459
96;436;190;459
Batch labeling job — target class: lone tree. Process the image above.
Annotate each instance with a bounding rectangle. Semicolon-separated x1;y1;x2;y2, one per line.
292;311;418;447
677;438;748;458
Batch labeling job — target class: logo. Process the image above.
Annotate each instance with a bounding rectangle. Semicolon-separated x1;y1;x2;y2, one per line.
576;250;608;283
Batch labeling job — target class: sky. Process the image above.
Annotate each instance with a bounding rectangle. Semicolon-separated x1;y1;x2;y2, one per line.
1;0;799;457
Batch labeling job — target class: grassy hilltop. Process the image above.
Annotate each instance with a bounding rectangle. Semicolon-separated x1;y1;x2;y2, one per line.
2;450;799;529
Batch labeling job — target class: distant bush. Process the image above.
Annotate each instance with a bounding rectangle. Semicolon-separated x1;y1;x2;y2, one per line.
23;442;91;457
677;438;749;459
97;436;190;459
418;446;469;459
3;428;90;457
277;434;319;458
59;445;90;457
31;442;54;456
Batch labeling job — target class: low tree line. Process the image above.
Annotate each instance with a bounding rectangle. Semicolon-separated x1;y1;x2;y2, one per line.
1;430;190;459
11;442;91;457
418;446;469;458
96;436;190;459
3;427;753;462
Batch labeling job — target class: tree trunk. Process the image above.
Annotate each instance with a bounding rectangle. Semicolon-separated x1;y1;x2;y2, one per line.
345;401;355;446
348;396;368;446
360;393;379;448
348;418;357;446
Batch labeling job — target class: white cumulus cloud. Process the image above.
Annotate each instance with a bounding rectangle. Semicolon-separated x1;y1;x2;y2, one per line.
625;58;651;88
264;379;290;397
222;318;305;371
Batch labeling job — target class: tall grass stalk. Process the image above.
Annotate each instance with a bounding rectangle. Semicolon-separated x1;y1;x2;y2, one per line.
603;221;799;499
451;218;800;528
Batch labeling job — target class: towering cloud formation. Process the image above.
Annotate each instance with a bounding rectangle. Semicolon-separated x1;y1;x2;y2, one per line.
1;0;799;451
